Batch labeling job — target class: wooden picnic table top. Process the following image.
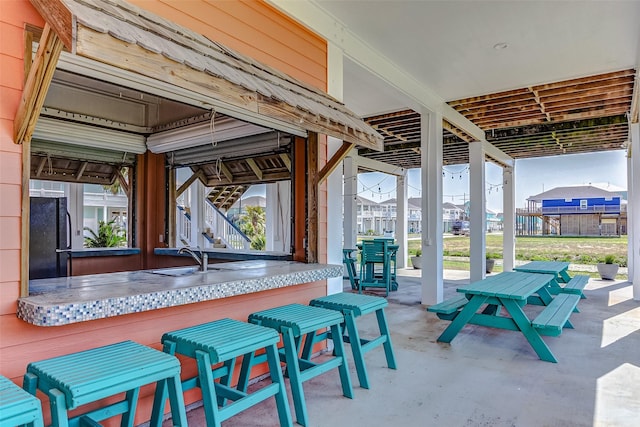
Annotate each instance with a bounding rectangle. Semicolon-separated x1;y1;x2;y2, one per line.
514;261;570;274
457;271;556;301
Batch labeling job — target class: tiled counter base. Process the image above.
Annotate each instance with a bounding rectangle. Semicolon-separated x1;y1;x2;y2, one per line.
19;261;342;327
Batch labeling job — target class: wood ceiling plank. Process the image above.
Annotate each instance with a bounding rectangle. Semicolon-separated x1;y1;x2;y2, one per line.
245;158;263;180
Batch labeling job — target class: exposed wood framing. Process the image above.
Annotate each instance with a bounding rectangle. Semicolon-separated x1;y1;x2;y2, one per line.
318;142;354;185
14;24;64;145
246;158;263;180
76;161;88;181
307;133;318;263
176;168;205;197
279;153;292;171
167;166;176;247
29;0;73;49
116;168;130;195
219;162;233;182
20;139;31;296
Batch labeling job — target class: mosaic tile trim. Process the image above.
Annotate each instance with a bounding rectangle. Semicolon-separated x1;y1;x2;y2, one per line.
18;265;343;327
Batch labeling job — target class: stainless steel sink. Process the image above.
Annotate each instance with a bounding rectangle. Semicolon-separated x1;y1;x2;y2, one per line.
150;266;201;276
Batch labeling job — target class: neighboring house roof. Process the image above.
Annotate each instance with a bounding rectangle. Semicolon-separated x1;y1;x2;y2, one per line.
356;195;377;205
528;185;622;202
442;202;463;210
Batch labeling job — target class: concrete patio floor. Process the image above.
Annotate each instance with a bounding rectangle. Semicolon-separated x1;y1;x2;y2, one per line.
163;269;640;427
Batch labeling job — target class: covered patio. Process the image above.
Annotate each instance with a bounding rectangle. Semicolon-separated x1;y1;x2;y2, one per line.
173;269;639;426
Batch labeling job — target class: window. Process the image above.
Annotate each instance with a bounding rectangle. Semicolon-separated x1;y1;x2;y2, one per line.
580;200;588;210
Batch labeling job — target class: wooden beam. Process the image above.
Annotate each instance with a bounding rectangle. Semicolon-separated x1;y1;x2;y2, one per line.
116;168;130;195
318;142;354;185
168;167;176;247
219;162;233;182
279;153;291;171
246;158;263;180
76;161;88;181
176;168;205;197
20;139;31;296
34;156;46;177
307;133;318;263
29;0;73;49
14;24;63;145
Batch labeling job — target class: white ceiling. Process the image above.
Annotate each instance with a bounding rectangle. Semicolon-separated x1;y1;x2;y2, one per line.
314;0;640;117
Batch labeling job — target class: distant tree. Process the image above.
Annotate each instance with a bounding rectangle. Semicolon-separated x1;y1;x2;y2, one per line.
238;205;266;250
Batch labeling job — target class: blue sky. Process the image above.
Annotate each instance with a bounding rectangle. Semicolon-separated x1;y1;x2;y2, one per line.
358;150;628;211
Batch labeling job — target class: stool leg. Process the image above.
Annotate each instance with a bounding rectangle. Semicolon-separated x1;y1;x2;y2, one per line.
119;387;140;427
330;323;354;399
150;341;177;427
237;350;255;393
281;327;308;427
166;374;188;427
49;388;69;427
265;343;293;427
376;308;397;369
343;311;370;389
217;358;235;406
195;349;223;427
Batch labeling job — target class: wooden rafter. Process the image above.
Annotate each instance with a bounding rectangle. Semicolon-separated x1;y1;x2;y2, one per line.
176;168;205;197
318;142;355;185
246;158;263;180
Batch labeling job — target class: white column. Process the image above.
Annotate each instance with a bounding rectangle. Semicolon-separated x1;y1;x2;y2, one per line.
469;141;487;282
631;122;640;300
193;181;205;248
627;151;633;279
326;41;344;294
265;183;277;251
421;107;443;305
343;155;358;249
396;172;408;268
502;164;516;271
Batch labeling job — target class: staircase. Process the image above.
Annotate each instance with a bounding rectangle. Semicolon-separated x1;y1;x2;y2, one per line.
176;186;251;250
206;185;250;211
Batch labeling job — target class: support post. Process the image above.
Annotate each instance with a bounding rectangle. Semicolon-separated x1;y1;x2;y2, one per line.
627;150;633;279
326;42;344;293
420;107;443;305
396;172;408;268
502;165;516;271
631;123;640;300
343;155;358;249
469;141;487;282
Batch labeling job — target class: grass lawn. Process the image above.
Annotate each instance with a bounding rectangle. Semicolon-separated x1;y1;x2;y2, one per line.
440;234;627;266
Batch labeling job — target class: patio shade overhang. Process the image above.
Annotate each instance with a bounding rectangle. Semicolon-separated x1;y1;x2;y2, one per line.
19;0;383;151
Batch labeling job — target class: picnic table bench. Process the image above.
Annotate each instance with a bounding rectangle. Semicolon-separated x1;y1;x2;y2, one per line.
427;271;580;363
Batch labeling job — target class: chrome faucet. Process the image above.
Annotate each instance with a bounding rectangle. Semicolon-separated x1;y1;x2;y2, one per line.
178;246;208;272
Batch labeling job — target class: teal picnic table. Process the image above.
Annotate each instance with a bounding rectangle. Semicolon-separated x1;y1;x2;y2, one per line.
514;260;587;299
428;271;580;363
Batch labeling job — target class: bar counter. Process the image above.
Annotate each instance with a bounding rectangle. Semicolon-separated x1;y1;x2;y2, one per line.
18;261;342;327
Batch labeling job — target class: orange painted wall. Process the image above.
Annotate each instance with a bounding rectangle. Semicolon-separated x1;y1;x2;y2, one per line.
0;0;330;425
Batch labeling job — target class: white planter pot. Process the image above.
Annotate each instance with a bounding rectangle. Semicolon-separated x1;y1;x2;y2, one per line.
597;263;619;280
411;256;422;269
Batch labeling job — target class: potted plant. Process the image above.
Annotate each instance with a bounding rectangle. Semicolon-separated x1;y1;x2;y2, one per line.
597;255;619;280
485;253;495;274
411;249;422;269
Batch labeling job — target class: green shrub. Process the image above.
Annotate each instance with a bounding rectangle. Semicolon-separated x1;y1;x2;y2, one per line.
84;219;127;248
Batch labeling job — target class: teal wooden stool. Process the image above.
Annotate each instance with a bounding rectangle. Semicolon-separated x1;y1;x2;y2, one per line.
1;375;43;427
151;318;292;427
248;304;353;427
309;293;397;389
23;341;187;427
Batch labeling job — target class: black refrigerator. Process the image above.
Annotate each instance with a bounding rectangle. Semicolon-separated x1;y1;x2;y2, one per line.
29;197;71;279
